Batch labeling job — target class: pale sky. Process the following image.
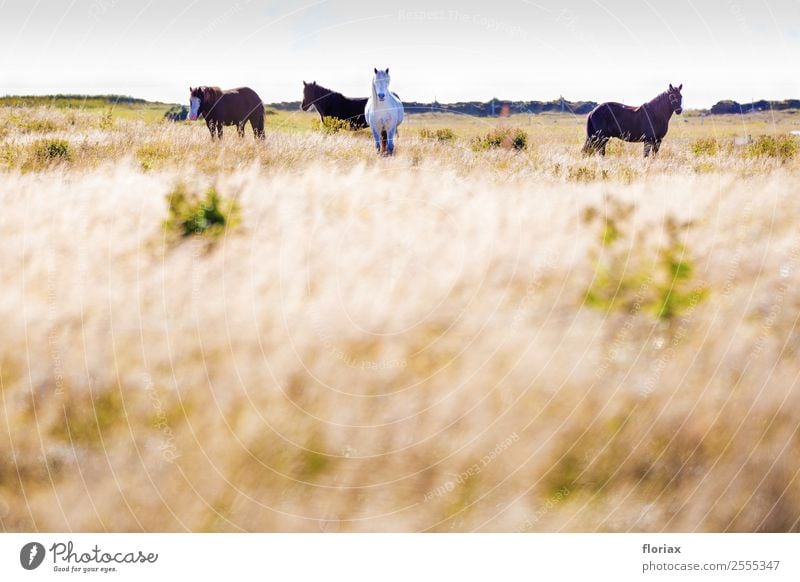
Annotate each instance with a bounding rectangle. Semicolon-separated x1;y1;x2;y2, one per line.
0;0;798;108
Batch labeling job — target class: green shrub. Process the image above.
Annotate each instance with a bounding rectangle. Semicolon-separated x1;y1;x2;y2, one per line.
7;115;60;133
137;143;170;171
164;184;240;237
471;127;527;151
419;127;455;142
99;109;115;130
32;139;71;163
311;116;351;134
582;204;707;321
568;165;608;182
691;137;719;156
693;162;716;174
747;135;798;161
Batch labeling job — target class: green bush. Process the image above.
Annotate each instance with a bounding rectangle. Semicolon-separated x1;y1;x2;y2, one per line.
5;114;60;133
568;165;608;182
471;127;527;151
164;184;240;238
99;109;115;130
690;137;719;156
419;127;455;142
311;116;351;134
32;139;71;163
747;135;798;161
582;204;707;321
137;143;170;171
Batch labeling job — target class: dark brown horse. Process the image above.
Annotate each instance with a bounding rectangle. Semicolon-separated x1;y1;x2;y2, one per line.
188;86;265;140
582;84;683;157
301;81;368;129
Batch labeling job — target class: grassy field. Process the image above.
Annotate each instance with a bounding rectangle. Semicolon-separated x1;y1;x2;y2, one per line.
1;101;799;532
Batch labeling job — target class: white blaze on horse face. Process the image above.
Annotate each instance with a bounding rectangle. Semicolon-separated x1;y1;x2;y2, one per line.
373;71;390;101
189;97;200;120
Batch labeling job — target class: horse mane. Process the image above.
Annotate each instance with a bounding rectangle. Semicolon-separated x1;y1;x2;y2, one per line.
309;82;343;103
202;86;223;103
644;91;671;111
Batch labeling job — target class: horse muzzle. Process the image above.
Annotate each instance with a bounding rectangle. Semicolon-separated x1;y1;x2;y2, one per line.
188;113;198;121
675;108;683;115
378;93;385;101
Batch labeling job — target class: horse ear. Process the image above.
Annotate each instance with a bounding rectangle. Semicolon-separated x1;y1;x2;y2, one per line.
303;81;307;86
386;68;389;74
374;68;378;74
678;83;683;91
669;83;674;90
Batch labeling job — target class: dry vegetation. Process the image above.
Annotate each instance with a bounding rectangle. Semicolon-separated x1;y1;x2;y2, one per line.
1;104;799;532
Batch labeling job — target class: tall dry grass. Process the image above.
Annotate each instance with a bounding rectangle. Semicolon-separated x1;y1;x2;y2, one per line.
0;106;799;531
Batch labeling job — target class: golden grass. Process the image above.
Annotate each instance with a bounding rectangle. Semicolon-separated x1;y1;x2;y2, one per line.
0;106;799;532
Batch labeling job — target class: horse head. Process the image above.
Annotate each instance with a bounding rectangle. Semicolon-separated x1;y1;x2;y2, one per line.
301;81;317;111
372;68;390;102
188;86;220;120
668;83;683;115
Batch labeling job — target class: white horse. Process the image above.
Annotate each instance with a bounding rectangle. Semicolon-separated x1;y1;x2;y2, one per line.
365;68;404;155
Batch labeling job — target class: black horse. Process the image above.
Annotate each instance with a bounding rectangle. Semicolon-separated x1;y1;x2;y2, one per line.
301;81;368;129
188;86;265;140
582;84;683;157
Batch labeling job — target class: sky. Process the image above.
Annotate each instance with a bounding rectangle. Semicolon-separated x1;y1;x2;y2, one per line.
0;0;798;108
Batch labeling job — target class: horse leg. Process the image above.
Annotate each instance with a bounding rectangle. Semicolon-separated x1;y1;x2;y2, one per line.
599;139;608;157
386;127;396;155
380;130;388;156
206;120;216;140
643;142;652;158
652;140;661;156
371;126;382;153
237;122;246;138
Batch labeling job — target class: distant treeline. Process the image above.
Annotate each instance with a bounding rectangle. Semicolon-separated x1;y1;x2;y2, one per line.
3;94;800;118
0;94;161;107
268;98;599;116
709;99;800;115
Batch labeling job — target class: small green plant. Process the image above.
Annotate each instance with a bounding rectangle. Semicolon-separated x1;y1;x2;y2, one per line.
691;137;719;156
6;114;61;133
746;135;798;161
137;143;170;171
693;162;716;174
418;127;455;142
164;183;240;237
568;165;609;182
582;202;707;320
471;127;527;151
1;143;17;169
99;109;115;130
311;116;351;134
32;139;71;164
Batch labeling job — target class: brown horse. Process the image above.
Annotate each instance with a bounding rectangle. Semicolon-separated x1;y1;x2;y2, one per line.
582;84;683;157
188;86;265;140
301;81;368;129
